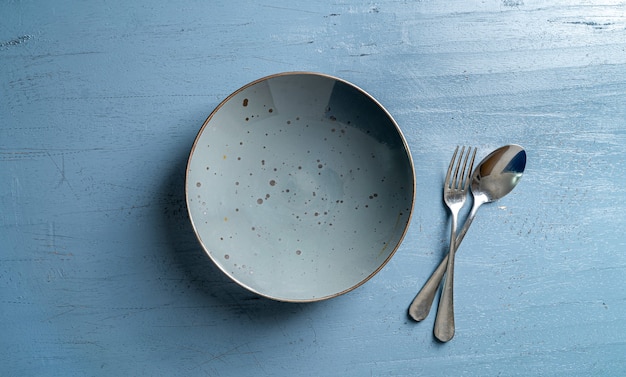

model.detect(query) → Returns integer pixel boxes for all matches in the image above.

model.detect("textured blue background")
[2,1,625,375]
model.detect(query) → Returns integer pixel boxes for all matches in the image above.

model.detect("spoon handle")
[408,201,480,322]
[408,253,448,321]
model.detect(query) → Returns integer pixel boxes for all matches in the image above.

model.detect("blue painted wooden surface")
[2,0,626,375]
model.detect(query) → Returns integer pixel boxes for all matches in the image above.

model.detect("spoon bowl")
[459,144,526,241]
[471,145,526,201]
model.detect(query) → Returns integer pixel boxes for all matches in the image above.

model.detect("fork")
[433,146,476,342]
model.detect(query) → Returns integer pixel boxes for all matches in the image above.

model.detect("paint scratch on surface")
[45,305,78,321]
[195,343,253,368]
[260,4,322,14]
[565,20,614,29]
[11,176,21,200]
[501,0,524,7]
[48,221,57,250]
[548,16,624,31]
[11,177,21,225]
[0,35,32,48]
[47,152,75,193]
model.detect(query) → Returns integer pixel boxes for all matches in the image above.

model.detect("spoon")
[409,144,527,323]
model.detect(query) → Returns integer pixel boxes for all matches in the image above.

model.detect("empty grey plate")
[186,72,415,302]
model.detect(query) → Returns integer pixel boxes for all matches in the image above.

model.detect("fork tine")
[458,146,470,188]
[452,146,465,189]
[445,146,459,189]
[462,147,477,190]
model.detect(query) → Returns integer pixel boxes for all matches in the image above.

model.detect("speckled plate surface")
[186,72,415,302]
